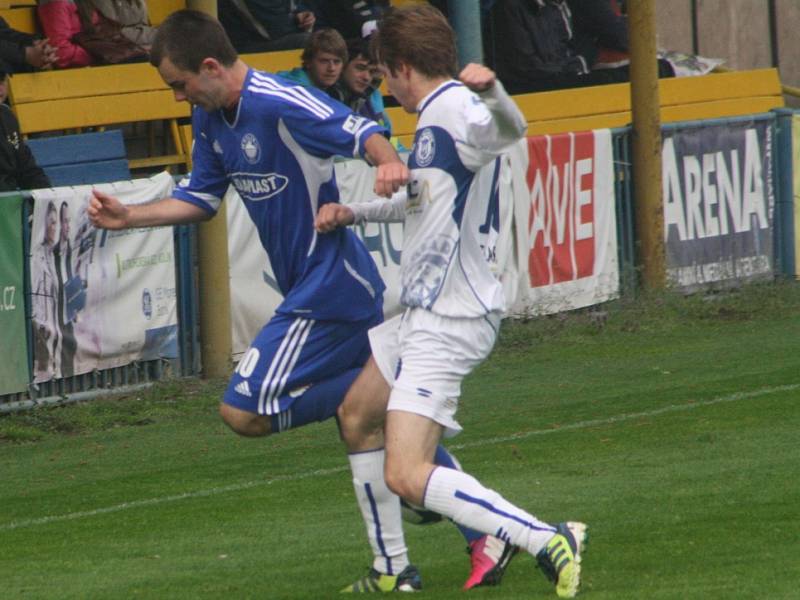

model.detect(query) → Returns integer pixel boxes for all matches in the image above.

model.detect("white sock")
[349,449,410,575]
[423,466,556,556]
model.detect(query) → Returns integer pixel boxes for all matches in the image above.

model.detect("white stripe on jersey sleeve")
[176,189,222,212]
[249,72,334,119]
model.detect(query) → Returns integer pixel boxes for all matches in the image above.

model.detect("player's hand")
[459,63,496,93]
[295,10,315,32]
[373,161,409,198]
[88,189,129,230]
[315,203,355,233]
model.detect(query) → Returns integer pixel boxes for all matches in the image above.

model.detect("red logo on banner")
[527,132,597,287]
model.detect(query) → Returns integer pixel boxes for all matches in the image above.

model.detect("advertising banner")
[516,129,619,315]
[662,120,774,288]
[30,173,177,383]
[0,194,30,394]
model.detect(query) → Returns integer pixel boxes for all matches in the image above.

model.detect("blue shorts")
[223,306,382,430]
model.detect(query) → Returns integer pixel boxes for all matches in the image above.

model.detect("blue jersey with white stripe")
[173,69,387,321]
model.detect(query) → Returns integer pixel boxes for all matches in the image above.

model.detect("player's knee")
[383,456,423,502]
[337,393,380,442]
[219,403,271,437]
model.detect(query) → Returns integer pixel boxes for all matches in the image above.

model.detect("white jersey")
[351,80,527,318]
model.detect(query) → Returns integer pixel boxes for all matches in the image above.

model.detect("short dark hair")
[301,28,347,67]
[371,5,457,78]
[150,10,238,72]
[346,37,373,64]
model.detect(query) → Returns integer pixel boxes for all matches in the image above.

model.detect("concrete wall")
[655,0,799,105]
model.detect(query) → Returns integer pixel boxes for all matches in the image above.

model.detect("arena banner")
[30,172,177,383]
[514,129,619,315]
[227,156,521,356]
[792,115,800,279]
[662,120,774,288]
[0,194,30,394]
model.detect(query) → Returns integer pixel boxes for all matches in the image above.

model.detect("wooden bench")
[0,5,37,34]
[8,61,191,172]
[27,130,130,186]
[7,50,310,173]
[385,68,785,147]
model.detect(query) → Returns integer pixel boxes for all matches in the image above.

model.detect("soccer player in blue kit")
[316,5,588,597]
[87,9,513,594]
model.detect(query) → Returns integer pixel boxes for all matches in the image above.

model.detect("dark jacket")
[305,0,387,39]
[0,105,51,192]
[0,16,37,73]
[488,0,591,92]
[218,0,311,52]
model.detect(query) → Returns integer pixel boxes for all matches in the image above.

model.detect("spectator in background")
[37,0,98,68]
[486,0,673,94]
[277,28,346,95]
[332,37,393,138]
[0,64,51,191]
[218,0,315,53]
[38,0,154,68]
[0,16,56,72]
[88,0,156,50]
[307,0,388,40]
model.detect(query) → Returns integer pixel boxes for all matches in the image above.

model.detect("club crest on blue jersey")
[241,133,261,164]
[414,128,436,167]
[230,172,289,201]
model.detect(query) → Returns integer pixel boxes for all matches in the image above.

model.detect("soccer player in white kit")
[316,5,587,597]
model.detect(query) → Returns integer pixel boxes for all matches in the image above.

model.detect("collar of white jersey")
[416,79,463,115]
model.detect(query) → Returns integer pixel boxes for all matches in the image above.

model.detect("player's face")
[307,52,343,89]
[343,56,373,95]
[159,56,224,112]
[381,64,415,113]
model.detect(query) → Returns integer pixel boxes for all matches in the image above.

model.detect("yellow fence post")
[628,0,666,289]
[188,0,232,379]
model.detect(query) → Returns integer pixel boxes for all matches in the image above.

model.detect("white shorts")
[369,308,501,437]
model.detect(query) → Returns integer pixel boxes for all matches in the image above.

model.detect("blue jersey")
[173,69,387,321]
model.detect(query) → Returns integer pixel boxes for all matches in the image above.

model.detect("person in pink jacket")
[37,0,99,68]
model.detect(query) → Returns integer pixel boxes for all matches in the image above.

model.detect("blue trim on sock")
[454,489,556,533]
[364,482,392,575]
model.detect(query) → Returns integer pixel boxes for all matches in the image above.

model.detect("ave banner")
[0,194,30,394]
[662,120,774,288]
[515,129,619,315]
[30,173,177,383]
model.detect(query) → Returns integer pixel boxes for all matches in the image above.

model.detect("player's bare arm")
[459,63,496,93]
[88,189,212,230]
[363,132,409,198]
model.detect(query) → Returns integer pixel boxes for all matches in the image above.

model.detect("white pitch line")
[2,383,796,533]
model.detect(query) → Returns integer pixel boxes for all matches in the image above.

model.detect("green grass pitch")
[1,283,799,598]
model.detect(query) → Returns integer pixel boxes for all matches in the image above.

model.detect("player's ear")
[200,57,223,76]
